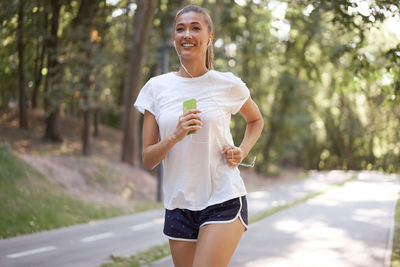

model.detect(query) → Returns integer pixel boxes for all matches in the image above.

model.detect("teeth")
[183,44,195,47]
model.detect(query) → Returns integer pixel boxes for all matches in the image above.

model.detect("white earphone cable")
[174,40,255,167]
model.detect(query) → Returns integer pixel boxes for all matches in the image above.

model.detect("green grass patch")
[89,160,124,188]
[391,187,400,266]
[101,243,170,267]
[132,201,163,213]
[0,144,27,182]
[0,146,126,238]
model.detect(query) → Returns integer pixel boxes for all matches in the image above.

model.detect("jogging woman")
[134,5,263,267]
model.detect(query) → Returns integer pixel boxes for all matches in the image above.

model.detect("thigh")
[169,239,197,267]
[193,218,245,267]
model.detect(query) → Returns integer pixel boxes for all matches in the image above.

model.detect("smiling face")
[174,11,213,62]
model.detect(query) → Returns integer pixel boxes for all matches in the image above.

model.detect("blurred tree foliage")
[0,0,399,173]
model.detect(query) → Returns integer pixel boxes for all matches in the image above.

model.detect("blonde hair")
[174,5,214,70]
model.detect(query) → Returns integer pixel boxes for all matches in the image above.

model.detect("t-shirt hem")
[164,191,247,211]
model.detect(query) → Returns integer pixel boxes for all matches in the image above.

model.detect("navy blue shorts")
[163,196,248,242]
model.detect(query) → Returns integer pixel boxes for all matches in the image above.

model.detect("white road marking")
[131,218,164,231]
[80,232,114,243]
[7,246,57,258]
[154,218,164,224]
[131,222,153,231]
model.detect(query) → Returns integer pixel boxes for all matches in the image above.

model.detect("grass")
[102,174,357,266]
[132,201,164,213]
[391,188,400,266]
[90,161,123,188]
[101,243,170,267]
[0,146,126,238]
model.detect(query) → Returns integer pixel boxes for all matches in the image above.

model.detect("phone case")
[183,98,197,135]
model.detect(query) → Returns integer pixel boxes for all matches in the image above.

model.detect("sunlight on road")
[248,171,355,216]
[239,172,400,267]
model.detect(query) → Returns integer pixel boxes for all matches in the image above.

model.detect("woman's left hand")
[221,146,244,167]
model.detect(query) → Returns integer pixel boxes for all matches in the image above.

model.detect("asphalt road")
[0,171,355,267]
[149,171,399,267]
[0,210,165,267]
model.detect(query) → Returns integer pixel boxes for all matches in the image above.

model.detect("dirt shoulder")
[19,154,157,209]
[0,108,302,211]
[1,109,158,210]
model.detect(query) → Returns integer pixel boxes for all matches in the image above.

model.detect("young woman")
[134,5,263,267]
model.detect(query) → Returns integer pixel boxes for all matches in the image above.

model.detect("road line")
[154,218,164,224]
[80,232,114,243]
[131,222,153,231]
[131,218,164,231]
[7,246,57,258]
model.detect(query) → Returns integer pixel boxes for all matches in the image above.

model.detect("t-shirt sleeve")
[227,73,250,114]
[134,79,156,116]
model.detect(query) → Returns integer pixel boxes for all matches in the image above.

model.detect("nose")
[184,28,192,39]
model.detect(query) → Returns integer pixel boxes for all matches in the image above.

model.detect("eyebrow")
[176,22,201,27]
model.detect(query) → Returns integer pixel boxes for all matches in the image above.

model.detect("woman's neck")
[177,59,208,78]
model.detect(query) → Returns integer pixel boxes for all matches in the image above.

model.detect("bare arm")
[142,109,203,170]
[222,97,264,166]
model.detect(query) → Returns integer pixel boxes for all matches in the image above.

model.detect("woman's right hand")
[170,110,202,143]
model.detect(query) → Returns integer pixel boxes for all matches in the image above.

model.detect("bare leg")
[192,218,245,267]
[169,239,197,267]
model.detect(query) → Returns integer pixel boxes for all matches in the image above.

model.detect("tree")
[68,0,100,155]
[43,0,62,142]
[31,1,48,109]
[2,0,399,173]
[121,0,157,166]
[17,0,28,128]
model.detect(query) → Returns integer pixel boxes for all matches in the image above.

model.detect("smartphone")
[183,98,197,135]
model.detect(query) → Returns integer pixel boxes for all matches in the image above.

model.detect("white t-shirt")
[134,70,250,210]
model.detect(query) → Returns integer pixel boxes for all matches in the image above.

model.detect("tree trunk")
[262,72,293,165]
[337,129,356,169]
[119,0,133,128]
[262,22,316,167]
[338,92,356,169]
[17,0,28,129]
[32,6,48,109]
[43,0,62,142]
[70,0,99,155]
[43,63,49,112]
[83,105,91,155]
[121,0,157,166]
[93,108,100,137]
[45,106,62,141]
